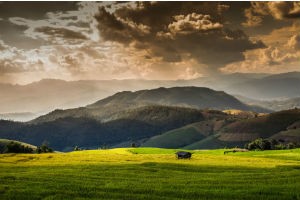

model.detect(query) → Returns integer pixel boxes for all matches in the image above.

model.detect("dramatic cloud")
[165,13,223,35]
[0,2,299,84]
[243,2,300,27]
[95,2,264,72]
[221,25,300,74]
[221,47,300,74]
[95,7,151,44]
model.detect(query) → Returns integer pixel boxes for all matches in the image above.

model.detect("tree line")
[245,138,300,151]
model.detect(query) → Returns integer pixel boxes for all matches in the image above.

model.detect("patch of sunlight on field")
[0,148,299,168]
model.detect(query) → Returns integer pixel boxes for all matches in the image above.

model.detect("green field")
[1,148,300,200]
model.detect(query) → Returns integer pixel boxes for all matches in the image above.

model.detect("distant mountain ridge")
[0,112,38,122]
[89,87,253,110]
[31,86,269,124]
[236,95,300,111]
[1,71,300,120]
[226,72,300,100]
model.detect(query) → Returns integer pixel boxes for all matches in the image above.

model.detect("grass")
[183,134,226,149]
[142,125,205,149]
[0,148,300,200]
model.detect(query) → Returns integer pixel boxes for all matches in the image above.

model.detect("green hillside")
[142,117,227,149]
[2,108,300,151]
[142,123,206,148]
[141,109,300,149]
[0,106,205,151]
[183,134,226,149]
[1,88,299,151]
[1,86,269,151]
[219,109,300,139]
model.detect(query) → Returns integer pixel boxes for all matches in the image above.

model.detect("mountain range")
[0,86,299,151]
[1,72,300,121]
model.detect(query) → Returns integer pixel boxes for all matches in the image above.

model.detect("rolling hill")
[1,86,299,151]
[31,86,269,124]
[0,106,206,151]
[142,114,229,149]
[142,109,300,149]
[220,109,300,138]
[89,87,263,111]
[1,107,300,151]
[5,86,247,151]
[188,109,300,149]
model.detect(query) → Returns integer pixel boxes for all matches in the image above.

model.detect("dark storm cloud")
[95,7,151,44]
[95,2,265,70]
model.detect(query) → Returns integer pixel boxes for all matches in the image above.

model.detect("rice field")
[0,148,300,200]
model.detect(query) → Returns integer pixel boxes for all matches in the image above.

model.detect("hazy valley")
[0,84,299,152]
[1,71,300,122]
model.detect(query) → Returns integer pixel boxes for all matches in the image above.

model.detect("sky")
[0,1,299,84]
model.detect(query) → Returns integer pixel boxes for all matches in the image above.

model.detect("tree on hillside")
[73,146,82,151]
[36,141,53,153]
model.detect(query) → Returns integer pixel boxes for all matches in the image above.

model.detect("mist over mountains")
[0,72,299,150]
[0,72,300,121]
[0,86,299,151]
[31,86,268,125]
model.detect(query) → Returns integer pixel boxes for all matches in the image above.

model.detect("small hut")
[175,151,192,159]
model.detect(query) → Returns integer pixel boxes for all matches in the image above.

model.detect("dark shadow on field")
[139,162,274,172]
